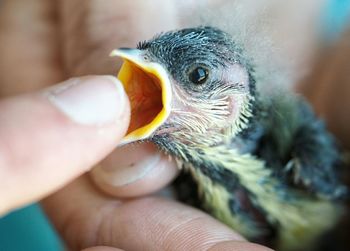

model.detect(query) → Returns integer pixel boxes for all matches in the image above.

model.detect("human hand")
[0,75,130,215]
[298,28,350,149]
[0,1,272,250]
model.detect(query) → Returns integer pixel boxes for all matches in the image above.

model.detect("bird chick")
[110,26,348,251]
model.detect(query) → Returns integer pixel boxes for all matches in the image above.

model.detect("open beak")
[110,48,172,145]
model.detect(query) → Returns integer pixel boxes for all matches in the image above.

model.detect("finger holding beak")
[90,48,178,198]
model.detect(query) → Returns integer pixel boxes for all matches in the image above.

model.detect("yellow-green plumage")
[181,145,342,251]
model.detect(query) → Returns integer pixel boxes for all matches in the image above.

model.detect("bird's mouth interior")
[111,49,172,144]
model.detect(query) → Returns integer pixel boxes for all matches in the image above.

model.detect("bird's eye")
[188,66,209,85]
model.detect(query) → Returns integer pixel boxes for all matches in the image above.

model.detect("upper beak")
[110,48,172,145]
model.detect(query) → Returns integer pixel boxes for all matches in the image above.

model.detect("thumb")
[0,75,130,215]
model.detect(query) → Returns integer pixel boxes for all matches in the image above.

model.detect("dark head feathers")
[137,26,249,68]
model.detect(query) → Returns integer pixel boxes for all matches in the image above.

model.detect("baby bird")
[111,26,348,251]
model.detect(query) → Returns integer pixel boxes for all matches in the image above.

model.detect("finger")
[208,241,273,251]
[82,247,124,251]
[90,143,179,198]
[0,75,129,215]
[59,0,179,75]
[0,0,62,96]
[43,177,271,251]
[59,0,181,198]
[107,198,269,251]
[298,28,350,148]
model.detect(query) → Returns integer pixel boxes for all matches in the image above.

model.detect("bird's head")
[111,27,256,150]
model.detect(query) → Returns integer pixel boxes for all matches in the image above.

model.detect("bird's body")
[113,26,348,251]
[167,94,346,251]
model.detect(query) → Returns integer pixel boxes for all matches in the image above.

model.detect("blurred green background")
[0,204,64,251]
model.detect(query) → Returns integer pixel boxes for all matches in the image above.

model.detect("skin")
[0,0,347,250]
[297,28,350,148]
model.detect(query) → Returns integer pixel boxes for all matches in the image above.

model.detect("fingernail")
[47,75,127,126]
[92,144,161,187]
[99,154,160,187]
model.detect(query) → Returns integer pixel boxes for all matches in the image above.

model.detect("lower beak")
[110,48,172,144]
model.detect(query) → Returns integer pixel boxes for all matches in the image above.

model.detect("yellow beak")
[110,48,172,144]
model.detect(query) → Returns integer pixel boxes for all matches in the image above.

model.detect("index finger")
[43,177,272,251]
